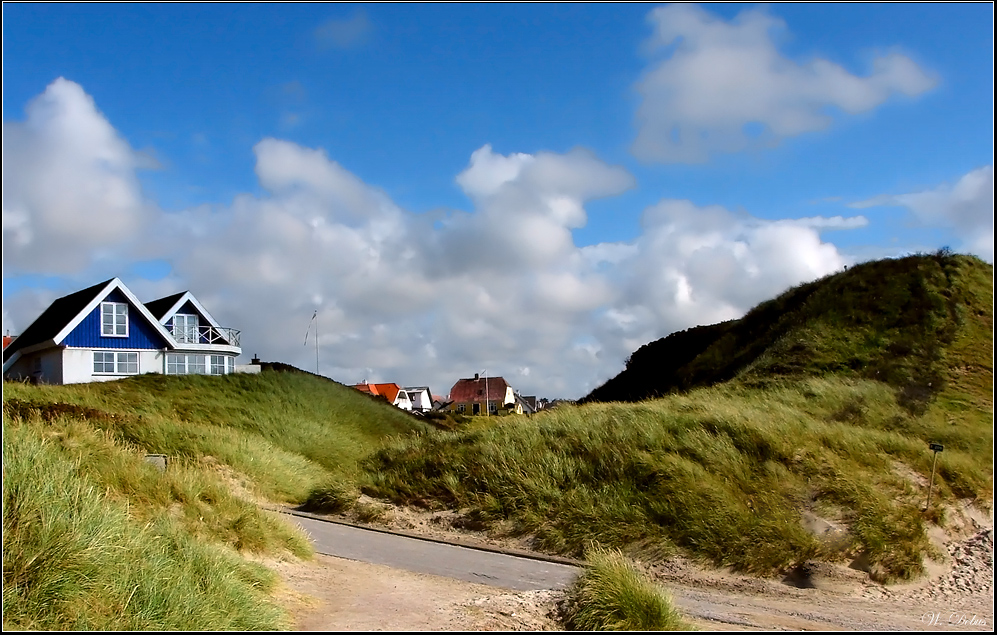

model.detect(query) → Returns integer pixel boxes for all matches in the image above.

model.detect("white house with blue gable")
[3,278,243,384]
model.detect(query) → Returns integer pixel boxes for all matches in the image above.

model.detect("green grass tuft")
[562,546,693,631]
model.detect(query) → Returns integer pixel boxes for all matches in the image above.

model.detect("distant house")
[445,373,524,415]
[352,382,401,404]
[3,278,243,385]
[514,393,537,415]
[396,386,433,413]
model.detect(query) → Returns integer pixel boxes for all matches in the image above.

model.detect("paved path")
[283,511,581,591]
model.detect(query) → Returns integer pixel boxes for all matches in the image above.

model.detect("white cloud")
[632,4,937,163]
[3,81,861,399]
[2,78,154,274]
[849,166,994,261]
[595,199,850,354]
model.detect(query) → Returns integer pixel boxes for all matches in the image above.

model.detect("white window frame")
[166,353,229,375]
[173,313,199,344]
[167,353,185,375]
[209,355,226,375]
[101,302,129,337]
[93,351,139,375]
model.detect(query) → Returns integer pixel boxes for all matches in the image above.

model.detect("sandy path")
[267,554,563,631]
[262,500,993,631]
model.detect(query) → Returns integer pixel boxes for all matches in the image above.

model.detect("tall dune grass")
[3,370,428,629]
[562,546,693,631]
[360,376,991,581]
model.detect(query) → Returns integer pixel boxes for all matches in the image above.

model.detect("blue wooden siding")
[62,289,171,350]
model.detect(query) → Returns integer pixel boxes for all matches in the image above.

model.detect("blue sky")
[3,4,993,398]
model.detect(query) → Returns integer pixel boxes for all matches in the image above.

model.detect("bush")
[300,481,358,513]
[561,546,693,631]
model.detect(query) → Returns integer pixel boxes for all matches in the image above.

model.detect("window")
[93,351,138,374]
[174,314,198,343]
[101,302,128,337]
[189,355,206,374]
[488,401,497,414]
[457,404,465,413]
[166,354,230,375]
[167,354,185,374]
[94,351,115,373]
[118,353,138,374]
[210,355,226,375]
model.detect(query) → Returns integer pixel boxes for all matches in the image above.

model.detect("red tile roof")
[352,382,401,403]
[2,335,15,350]
[448,376,510,404]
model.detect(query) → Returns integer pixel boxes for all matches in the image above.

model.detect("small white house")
[3,278,243,385]
[394,386,433,413]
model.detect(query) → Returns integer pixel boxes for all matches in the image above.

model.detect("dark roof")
[144,292,187,320]
[448,376,511,403]
[3,279,113,362]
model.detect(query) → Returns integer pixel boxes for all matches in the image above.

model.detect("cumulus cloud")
[3,81,859,398]
[2,78,155,274]
[632,4,937,163]
[595,199,853,354]
[849,166,994,261]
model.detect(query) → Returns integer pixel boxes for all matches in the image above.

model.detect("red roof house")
[446,373,522,415]
[352,382,401,403]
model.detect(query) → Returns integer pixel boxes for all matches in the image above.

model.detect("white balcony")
[171,324,241,347]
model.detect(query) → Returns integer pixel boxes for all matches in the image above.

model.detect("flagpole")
[304,310,319,376]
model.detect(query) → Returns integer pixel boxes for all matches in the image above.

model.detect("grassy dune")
[2,371,427,630]
[359,254,993,582]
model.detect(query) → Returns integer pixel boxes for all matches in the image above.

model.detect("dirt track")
[265,498,994,631]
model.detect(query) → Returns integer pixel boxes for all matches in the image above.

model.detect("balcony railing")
[171,325,241,347]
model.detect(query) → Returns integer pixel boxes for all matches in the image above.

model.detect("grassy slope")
[583,253,992,413]
[359,254,993,581]
[3,370,427,630]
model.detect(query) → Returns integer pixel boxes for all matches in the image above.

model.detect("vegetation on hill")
[358,253,993,582]
[3,370,428,630]
[582,251,992,414]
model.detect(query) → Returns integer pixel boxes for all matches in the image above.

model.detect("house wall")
[62,290,170,350]
[394,394,413,411]
[63,348,165,384]
[411,390,431,411]
[5,348,64,384]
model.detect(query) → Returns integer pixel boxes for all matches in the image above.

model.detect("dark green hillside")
[582,252,994,414]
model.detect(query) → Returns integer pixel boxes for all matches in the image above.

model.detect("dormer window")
[101,302,128,337]
[173,314,199,343]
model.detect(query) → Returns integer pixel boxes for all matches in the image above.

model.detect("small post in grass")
[925,442,943,511]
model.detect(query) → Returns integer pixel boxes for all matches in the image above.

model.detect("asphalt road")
[284,512,581,591]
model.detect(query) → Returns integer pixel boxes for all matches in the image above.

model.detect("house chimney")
[251,354,260,365]
[474,373,479,381]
